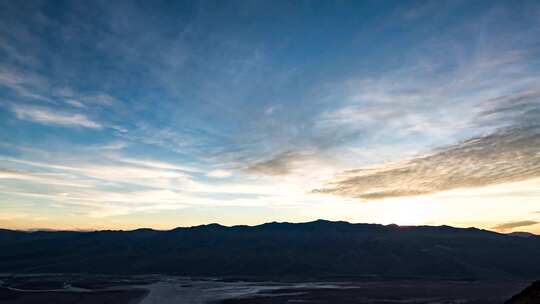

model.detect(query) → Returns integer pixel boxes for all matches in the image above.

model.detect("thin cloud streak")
[492,220,539,231]
[0,168,93,188]
[1,156,194,189]
[11,104,102,129]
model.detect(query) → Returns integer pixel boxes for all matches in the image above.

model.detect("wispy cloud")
[314,88,540,200]
[11,105,102,129]
[0,154,198,217]
[0,168,93,188]
[64,99,85,108]
[3,156,194,189]
[314,125,540,200]
[492,220,539,231]
[245,151,314,176]
[55,87,119,107]
[313,49,538,151]
[0,68,51,101]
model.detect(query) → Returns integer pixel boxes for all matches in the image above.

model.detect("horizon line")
[2,219,535,236]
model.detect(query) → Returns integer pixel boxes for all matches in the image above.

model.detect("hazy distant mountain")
[1,220,539,280]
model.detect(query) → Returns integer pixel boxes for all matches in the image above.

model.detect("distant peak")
[192,223,225,229]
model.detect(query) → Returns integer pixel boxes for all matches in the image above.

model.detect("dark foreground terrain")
[0,274,153,304]
[0,274,533,304]
[505,280,540,304]
[1,220,540,280]
[0,287,148,304]
[219,280,529,304]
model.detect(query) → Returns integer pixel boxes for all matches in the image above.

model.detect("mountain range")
[1,220,539,280]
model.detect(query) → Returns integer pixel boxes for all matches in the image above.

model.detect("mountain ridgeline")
[1,220,539,280]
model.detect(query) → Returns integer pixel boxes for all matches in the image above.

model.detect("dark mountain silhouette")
[1,220,539,280]
[506,280,540,304]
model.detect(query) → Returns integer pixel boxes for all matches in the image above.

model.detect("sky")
[1,0,540,233]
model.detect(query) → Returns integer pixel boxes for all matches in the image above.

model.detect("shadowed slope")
[506,281,540,304]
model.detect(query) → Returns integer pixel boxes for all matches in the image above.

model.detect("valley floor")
[0,274,531,304]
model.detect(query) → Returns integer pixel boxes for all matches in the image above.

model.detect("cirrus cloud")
[11,104,102,129]
[492,220,539,231]
[314,91,540,200]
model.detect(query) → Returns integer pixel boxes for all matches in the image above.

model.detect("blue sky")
[1,0,540,232]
